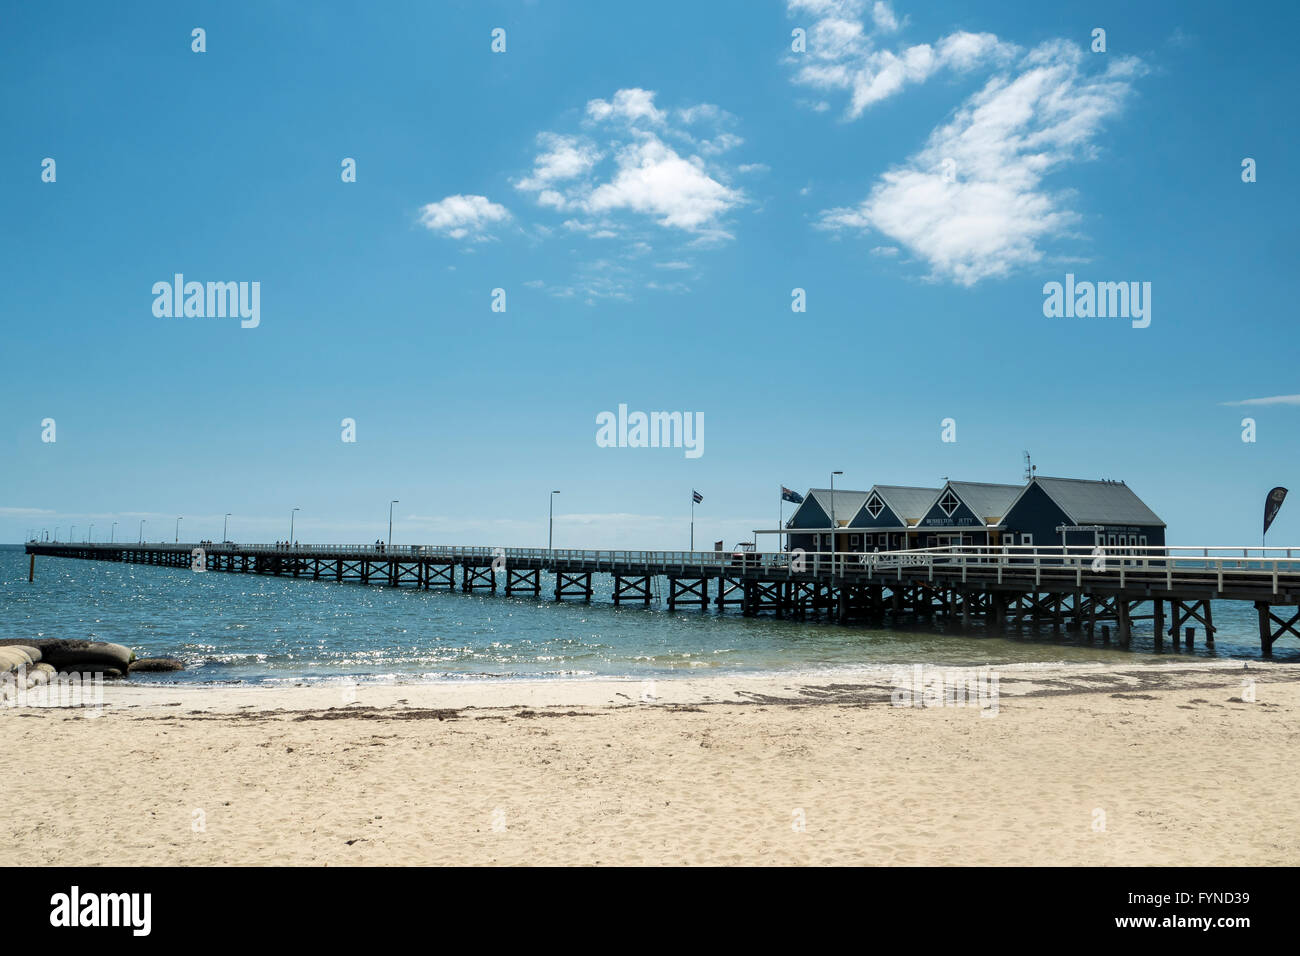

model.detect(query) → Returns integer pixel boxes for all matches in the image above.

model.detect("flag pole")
[779,487,783,554]
[690,496,695,552]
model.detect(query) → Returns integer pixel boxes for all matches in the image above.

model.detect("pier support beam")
[461,564,496,593]
[667,576,708,611]
[425,562,454,590]
[1117,599,1131,646]
[555,571,593,602]
[715,575,744,609]
[1256,602,1300,658]
[612,574,651,606]
[506,567,541,597]
[1167,599,1216,648]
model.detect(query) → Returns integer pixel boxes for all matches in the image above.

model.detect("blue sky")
[2,0,1298,549]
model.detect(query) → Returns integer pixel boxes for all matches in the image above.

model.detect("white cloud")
[586,88,665,125]
[788,1,1015,118]
[418,194,511,240]
[1220,395,1300,407]
[819,43,1143,284]
[515,133,601,191]
[584,138,739,231]
[516,88,745,237]
[871,1,901,33]
[788,3,1145,286]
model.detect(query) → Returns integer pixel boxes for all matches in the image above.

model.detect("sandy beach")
[2,660,1298,866]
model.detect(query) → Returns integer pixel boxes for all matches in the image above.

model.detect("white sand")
[2,660,1297,865]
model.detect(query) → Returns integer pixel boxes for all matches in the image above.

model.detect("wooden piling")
[1257,601,1273,658]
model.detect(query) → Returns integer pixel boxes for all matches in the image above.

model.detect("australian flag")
[781,486,805,504]
[692,490,703,504]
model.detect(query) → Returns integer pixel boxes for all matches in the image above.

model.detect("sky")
[2,0,1298,550]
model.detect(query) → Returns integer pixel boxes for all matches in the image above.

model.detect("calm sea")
[0,545,1290,685]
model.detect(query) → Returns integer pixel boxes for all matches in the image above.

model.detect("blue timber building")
[776,476,1164,553]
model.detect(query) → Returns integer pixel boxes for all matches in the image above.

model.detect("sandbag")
[0,646,35,673]
[35,640,133,672]
[128,657,185,673]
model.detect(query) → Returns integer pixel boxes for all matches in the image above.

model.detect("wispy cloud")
[1220,394,1300,407]
[789,2,1145,285]
[787,0,1014,118]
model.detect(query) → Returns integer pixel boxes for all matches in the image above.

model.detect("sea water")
[0,545,1289,686]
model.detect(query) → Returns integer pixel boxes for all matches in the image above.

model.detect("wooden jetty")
[24,541,1300,657]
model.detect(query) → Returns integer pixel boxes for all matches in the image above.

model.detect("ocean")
[1,544,1290,685]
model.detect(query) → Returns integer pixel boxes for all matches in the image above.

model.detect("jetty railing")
[42,540,1300,581]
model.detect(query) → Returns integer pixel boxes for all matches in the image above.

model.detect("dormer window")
[865,493,884,519]
[939,490,961,517]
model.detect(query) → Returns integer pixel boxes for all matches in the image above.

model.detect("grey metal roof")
[871,485,941,522]
[806,488,872,527]
[945,481,1023,523]
[1032,477,1165,527]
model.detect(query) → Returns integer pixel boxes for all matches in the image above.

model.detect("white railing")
[34,541,1300,589]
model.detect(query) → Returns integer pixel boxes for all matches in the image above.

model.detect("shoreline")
[50,657,1291,713]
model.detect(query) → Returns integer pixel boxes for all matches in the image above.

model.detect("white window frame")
[865,494,885,519]
[938,490,961,517]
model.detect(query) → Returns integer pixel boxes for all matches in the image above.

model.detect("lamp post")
[139,519,146,543]
[88,523,94,543]
[388,500,398,546]
[223,513,231,543]
[290,507,300,545]
[70,525,76,543]
[175,516,182,543]
[548,490,560,568]
[830,470,843,573]
[111,522,117,543]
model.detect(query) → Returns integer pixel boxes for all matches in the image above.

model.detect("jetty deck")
[24,541,1300,656]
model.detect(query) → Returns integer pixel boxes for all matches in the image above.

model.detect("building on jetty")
[775,476,1165,554]
[785,486,938,553]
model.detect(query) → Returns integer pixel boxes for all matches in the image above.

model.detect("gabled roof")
[869,485,940,523]
[928,481,1023,524]
[1024,476,1166,528]
[796,488,871,527]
